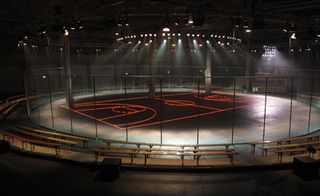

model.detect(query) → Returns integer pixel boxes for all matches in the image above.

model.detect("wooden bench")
[16,125,90,148]
[96,145,236,159]
[249,133,320,154]
[248,141,275,154]
[94,149,239,166]
[274,148,306,163]
[260,141,320,156]
[102,139,232,150]
[10,128,78,150]
[0,130,63,155]
[273,133,320,144]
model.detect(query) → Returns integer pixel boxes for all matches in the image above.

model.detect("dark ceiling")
[1,0,320,46]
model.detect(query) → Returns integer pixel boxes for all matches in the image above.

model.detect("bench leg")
[197,155,200,166]
[130,154,133,164]
[251,144,256,154]
[278,153,283,163]
[71,144,75,151]
[144,155,147,165]
[56,147,60,155]
[230,155,234,165]
[30,143,35,151]
[181,155,184,166]
[95,152,98,162]
[83,141,86,149]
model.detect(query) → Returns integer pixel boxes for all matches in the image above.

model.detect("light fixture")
[64,29,69,36]
[245,29,252,33]
[174,17,180,26]
[188,16,194,24]
[243,19,249,29]
[290,32,296,40]
[163,27,170,32]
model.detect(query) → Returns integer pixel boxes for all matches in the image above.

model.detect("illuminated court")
[33,88,320,145]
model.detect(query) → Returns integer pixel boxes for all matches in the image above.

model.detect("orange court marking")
[61,92,262,130]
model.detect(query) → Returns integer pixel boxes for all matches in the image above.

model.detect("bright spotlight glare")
[64,29,69,36]
[245,29,252,33]
[178,39,181,43]
[163,27,170,32]
[290,33,296,40]
[164,39,167,43]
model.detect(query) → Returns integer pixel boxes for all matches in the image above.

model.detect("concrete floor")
[1,152,320,196]
[30,90,320,144]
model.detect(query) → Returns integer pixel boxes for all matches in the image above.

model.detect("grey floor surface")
[1,152,320,196]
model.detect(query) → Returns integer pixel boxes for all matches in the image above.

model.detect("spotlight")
[171,44,176,47]
[138,40,141,44]
[149,34,152,37]
[235,17,241,28]
[145,43,149,46]
[164,39,167,43]
[206,40,209,44]
[187,33,190,37]
[210,34,213,37]
[243,19,249,29]
[245,29,252,33]
[115,33,119,36]
[193,39,196,43]
[197,34,200,37]
[37,27,47,35]
[177,33,181,36]
[174,17,180,26]
[64,29,69,36]
[162,33,166,37]
[145,34,148,37]
[172,33,175,37]
[167,33,170,36]
[163,27,170,32]
[117,18,122,27]
[188,16,194,24]
[290,32,296,40]
[178,38,181,43]
[123,17,129,26]
[192,34,195,37]
[199,44,203,47]
[154,34,157,37]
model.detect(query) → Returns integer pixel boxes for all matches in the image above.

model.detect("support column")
[64,35,73,108]
[245,34,252,91]
[205,47,212,94]
[148,42,155,98]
